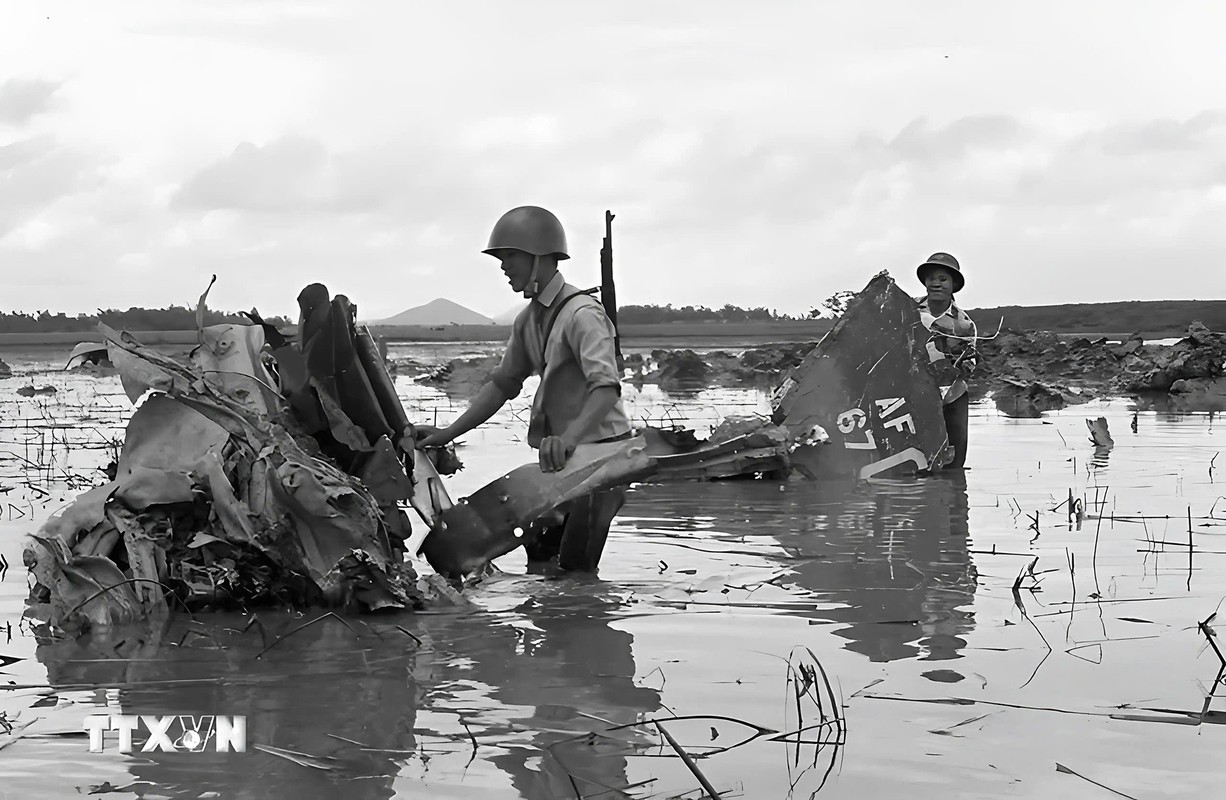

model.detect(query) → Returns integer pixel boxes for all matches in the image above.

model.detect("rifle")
[599,209,623,365]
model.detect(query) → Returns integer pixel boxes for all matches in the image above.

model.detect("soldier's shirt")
[491,271,630,448]
[917,297,978,404]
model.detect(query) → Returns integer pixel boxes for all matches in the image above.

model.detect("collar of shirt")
[917,295,951,313]
[533,271,566,308]
[917,296,959,319]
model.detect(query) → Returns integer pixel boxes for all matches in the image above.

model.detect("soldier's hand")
[538,435,576,473]
[416,426,452,450]
[400,424,449,451]
[953,349,978,377]
[931,356,960,384]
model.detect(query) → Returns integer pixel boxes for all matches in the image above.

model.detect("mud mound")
[1121,321,1226,392]
[738,343,814,373]
[975,322,1226,405]
[419,355,502,397]
[630,344,816,392]
[656,349,709,384]
[412,323,1226,410]
[630,349,739,392]
[992,379,1079,418]
[386,356,426,375]
[974,330,1134,395]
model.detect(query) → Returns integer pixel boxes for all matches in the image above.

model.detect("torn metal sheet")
[64,342,111,371]
[356,325,411,439]
[418,425,794,578]
[118,393,229,475]
[24,534,143,630]
[294,287,397,459]
[421,438,656,578]
[35,482,119,545]
[639,415,792,480]
[190,323,282,417]
[771,272,950,479]
[406,450,452,537]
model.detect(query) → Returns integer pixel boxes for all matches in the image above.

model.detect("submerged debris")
[16,385,57,397]
[65,342,112,371]
[1087,417,1114,448]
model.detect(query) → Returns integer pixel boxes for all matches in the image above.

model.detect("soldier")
[417,206,631,571]
[916,252,978,469]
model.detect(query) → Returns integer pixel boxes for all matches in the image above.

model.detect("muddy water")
[1,346,1224,798]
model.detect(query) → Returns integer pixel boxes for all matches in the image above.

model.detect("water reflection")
[626,474,977,664]
[417,588,660,798]
[786,475,976,662]
[36,614,420,799]
[1132,393,1226,415]
[31,586,658,799]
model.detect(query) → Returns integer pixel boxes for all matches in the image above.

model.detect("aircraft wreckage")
[24,272,953,626]
[641,271,953,482]
[420,272,955,576]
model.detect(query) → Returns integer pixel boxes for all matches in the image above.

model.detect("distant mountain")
[492,302,528,325]
[366,298,495,326]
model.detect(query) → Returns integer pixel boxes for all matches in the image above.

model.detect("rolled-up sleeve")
[565,304,622,394]
[490,321,532,398]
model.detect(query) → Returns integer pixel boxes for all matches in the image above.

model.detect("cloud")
[0,78,60,125]
[0,135,100,237]
[563,110,1226,311]
[883,115,1031,164]
[173,136,365,213]
[1090,110,1226,156]
[5,3,1226,319]
[129,106,1226,319]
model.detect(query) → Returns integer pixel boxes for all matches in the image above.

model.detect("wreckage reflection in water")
[423,590,661,797]
[622,474,976,664]
[35,614,422,799]
[801,475,974,662]
[29,590,659,798]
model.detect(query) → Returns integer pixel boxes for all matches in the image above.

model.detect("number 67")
[837,407,877,450]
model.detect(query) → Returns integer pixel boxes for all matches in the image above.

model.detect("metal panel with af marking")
[771,272,950,479]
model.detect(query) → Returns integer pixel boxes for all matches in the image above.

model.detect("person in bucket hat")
[916,252,978,469]
[415,206,631,572]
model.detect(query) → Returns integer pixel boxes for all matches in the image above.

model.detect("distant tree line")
[6,298,1222,337]
[804,293,1226,336]
[617,303,797,324]
[966,300,1226,337]
[0,306,293,334]
[618,294,852,323]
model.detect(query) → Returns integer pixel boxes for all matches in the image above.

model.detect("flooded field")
[1,344,1224,799]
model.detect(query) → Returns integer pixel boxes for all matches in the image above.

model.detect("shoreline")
[5,324,1222,415]
[0,324,1184,351]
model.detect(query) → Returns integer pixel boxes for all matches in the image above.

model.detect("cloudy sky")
[3,1,1225,320]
